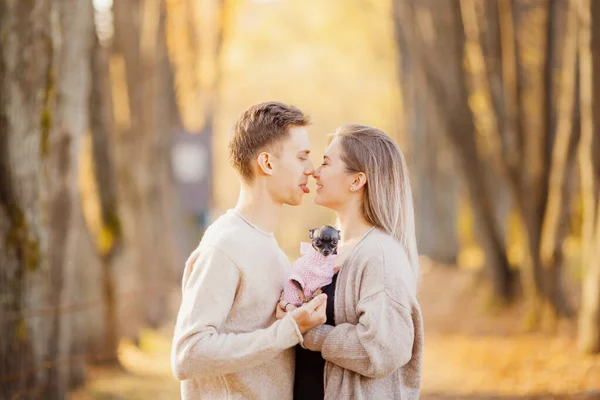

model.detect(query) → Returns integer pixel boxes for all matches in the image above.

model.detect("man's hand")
[290,294,327,334]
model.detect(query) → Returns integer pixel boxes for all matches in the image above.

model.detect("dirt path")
[418,264,600,399]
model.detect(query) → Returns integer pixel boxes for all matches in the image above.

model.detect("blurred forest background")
[2,0,600,399]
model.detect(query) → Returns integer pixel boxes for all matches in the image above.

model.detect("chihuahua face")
[308,225,340,257]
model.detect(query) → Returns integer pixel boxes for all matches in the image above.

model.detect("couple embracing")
[171,102,423,400]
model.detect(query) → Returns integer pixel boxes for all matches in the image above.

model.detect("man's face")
[268,126,314,206]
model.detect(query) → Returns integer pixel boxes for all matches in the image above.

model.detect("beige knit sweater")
[171,210,303,399]
[302,228,423,400]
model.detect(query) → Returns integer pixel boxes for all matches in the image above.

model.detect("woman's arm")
[303,290,416,379]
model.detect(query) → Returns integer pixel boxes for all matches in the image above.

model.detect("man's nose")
[304,160,315,175]
[312,166,321,178]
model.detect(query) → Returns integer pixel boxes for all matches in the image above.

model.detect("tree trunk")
[459,0,574,321]
[577,0,600,354]
[512,0,553,327]
[398,5,459,265]
[88,29,122,366]
[538,0,579,323]
[147,0,181,326]
[579,217,600,353]
[392,0,516,301]
[48,0,96,393]
[412,116,460,265]
[112,0,155,333]
[462,0,576,323]
[393,0,581,325]
[0,0,94,397]
[112,0,179,331]
[0,1,53,396]
[460,0,513,271]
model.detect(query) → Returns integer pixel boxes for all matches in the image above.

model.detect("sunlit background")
[2,0,600,399]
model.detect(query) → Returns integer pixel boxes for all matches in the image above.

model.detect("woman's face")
[313,137,357,210]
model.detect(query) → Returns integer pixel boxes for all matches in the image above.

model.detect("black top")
[293,272,338,400]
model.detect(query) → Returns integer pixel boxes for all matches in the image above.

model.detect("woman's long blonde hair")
[333,124,420,281]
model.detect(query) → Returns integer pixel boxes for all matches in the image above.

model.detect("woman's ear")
[351,172,367,191]
[256,152,274,176]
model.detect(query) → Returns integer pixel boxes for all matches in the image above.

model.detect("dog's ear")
[308,228,317,239]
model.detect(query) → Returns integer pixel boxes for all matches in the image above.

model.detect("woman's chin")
[313,193,323,205]
[313,193,329,207]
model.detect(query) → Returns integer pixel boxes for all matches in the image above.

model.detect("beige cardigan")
[302,228,423,400]
[171,210,303,399]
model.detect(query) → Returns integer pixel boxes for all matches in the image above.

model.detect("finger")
[280,300,297,312]
[313,302,326,320]
[302,293,327,312]
[315,299,327,321]
[287,304,298,312]
[275,309,285,319]
[315,298,327,312]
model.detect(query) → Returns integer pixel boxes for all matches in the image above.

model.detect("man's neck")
[234,184,282,235]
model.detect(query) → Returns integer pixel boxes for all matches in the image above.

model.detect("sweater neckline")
[337,226,377,269]
[229,209,274,238]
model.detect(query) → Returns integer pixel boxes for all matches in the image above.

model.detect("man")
[171,102,327,399]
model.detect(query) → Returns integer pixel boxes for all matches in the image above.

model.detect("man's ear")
[256,152,274,176]
[308,228,317,239]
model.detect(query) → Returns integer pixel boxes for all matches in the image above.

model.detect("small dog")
[309,225,340,257]
[283,225,340,307]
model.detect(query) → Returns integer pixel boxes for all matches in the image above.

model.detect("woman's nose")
[313,166,321,178]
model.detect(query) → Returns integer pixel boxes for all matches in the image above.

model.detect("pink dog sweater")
[283,242,337,306]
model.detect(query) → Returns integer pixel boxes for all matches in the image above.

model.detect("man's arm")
[170,246,303,381]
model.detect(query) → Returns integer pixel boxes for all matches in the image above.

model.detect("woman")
[280,124,423,400]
